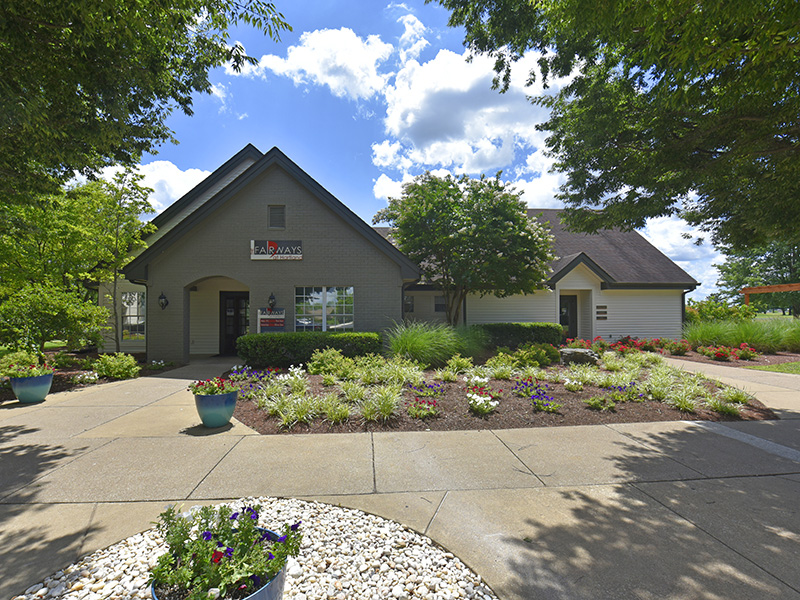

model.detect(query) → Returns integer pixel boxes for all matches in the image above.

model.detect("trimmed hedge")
[236,331,382,368]
[474,322,563,349]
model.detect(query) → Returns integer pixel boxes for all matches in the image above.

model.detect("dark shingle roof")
[373,210,698,290]
[532,209,698,289]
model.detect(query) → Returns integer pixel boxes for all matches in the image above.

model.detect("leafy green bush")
[0,283,107,354]
[237,332,382,369]
[476,322,563,349]
[93,352,140,379]
[685,298,757,324]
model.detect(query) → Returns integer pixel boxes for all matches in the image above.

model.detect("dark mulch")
[233,371,778,436]
[668,350,800,368]
[0,350,180,404]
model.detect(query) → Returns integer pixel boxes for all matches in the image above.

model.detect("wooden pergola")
[741,283,800,305]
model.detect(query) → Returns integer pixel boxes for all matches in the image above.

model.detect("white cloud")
[641,215,722,299]
[372,173,406,202]
[397,14,428,62]
[137,161,211,214]
[378,49,561,176]
[238,28,394,101]
[209,83,228,113]
[74,162,211,215]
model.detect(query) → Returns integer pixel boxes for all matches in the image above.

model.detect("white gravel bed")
[11,497,498,600]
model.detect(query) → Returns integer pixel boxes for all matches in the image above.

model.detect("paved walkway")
[1,357,799,600]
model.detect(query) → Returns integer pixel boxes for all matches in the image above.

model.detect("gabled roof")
[533,209,698,290]
[125,146,420,282]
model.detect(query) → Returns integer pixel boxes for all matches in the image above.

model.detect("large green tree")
[437,0,800,248]
[715,243,800,317]
[374,172,554,325]
[0,0,289,202]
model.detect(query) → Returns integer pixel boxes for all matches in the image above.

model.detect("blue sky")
[131,0,721,298]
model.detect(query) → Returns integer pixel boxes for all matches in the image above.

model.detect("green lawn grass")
[746,362,800,375]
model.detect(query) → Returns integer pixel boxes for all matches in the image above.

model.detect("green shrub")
[50,351,79,368]
[93,352,140,379]
[0,283,108,354]
[685,298,757,324]
[236,332,382,368]
[475,322,563,349]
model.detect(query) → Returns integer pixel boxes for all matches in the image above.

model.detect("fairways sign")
[250,240,303,260]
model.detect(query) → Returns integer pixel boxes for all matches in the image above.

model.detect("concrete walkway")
[2,357,799,600]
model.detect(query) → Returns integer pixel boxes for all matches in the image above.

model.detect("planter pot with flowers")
[189,377,238,428]
[150,504,302,600]
[4,363,56,403]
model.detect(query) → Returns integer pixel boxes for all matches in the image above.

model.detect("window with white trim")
[434,296,446,313]
[295,286,354,331]
[121,291,145,340]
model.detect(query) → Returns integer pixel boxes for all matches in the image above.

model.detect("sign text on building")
[251,240,303,260]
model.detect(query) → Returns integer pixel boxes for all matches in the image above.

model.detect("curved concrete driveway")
[1,357,799,600]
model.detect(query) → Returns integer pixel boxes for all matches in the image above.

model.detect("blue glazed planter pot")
[10,373,54,403]
[151,528,286,600]
[194,390,237,428]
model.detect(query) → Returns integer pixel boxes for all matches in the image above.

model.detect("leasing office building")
[104,145,697,363]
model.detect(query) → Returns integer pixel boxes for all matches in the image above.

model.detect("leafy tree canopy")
[374,172,554,325]
[715,242,800,317]
[0,177,154,297]
[437,0,800,248]
[0,0,290,202]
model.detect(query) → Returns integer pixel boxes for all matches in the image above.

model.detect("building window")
[121,291,145,340]
[295,286,354,331]
[434,296,446,312]
[268,205,286,228]
[404,295,414,314]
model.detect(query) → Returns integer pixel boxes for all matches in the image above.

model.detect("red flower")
[212,550,224,563]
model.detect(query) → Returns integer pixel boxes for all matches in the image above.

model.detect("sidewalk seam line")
[370,432,377,494]
[77,502,100,559]
[185,436,246,500]
[632,481,800,596]
[490,430,546,486]
[605,424,708,478]
[424,490,448,537]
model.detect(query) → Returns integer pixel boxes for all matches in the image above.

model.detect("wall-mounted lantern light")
[158,292,169,310]
[268,292,277,310]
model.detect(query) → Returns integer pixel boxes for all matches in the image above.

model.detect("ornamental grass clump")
[150,504,301,600]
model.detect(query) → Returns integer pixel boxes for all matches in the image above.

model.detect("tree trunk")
[793,303,800,319]
[111,272,121,352]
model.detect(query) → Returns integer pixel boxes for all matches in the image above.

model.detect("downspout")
[462,294,467,326]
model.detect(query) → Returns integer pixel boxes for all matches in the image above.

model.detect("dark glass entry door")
[219,292,249,355]
[559,295,578,339]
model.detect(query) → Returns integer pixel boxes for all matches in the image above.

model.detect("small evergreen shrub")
[237,332,381,368]
[93,352,140,379]
[476,322,563,349]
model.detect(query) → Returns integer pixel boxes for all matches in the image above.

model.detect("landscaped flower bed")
[230,348,777,436]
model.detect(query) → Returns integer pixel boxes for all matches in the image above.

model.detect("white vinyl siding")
[189,277,248,354]
[465,290,556,325]
[594,289,685,340]
[404,291,448,323]
[99,281,147,354]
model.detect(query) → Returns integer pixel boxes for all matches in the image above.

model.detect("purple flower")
[267,552,274,560]
[201,531,213,541]
[277,535,287,543]
[224,547,234,558]
[230,512,239,520]
[291,521,301,531]
[250,575,261,588]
